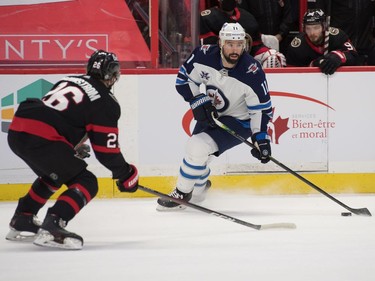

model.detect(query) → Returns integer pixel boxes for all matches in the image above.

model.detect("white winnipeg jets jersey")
[176,44,272,134]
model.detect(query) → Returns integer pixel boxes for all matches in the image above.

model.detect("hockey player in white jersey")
[157,22,273,210]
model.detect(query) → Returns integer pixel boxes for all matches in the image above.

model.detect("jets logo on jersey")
[200,45,211,54]
[206,85,229,112]
[200,71,210,81]
[246,63,259,74]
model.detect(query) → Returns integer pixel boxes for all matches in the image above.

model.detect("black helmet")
[219,0,237,12]
[87,50,120,81]
[303,9,326,26]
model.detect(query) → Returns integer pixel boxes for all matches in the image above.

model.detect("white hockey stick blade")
[259,223,297,230]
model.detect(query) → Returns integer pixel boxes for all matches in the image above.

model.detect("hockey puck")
[341,212,352,216]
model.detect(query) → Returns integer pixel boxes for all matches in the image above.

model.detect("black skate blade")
[156,204,187,212]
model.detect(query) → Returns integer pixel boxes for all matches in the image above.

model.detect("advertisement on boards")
[137,73,331,175]
[1,71,374,184]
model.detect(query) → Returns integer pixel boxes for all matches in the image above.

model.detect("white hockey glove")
[261,34,279,51]
[254,49,286,68]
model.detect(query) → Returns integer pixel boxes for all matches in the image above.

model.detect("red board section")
[0,0,151,67]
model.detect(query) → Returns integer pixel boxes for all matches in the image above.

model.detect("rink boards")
[0,67,374,199]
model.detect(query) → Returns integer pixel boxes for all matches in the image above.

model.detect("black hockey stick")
[138,185,296,230]
[213,118,372,217]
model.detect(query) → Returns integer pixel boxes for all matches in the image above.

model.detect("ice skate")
[5,212,41,242]
[156,188,192,211]
[33,214,83,250]
[191,180,211,203]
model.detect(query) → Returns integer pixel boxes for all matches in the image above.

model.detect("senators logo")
[329,27,339,36]
[291,37,301,48]
[200,10,211,17]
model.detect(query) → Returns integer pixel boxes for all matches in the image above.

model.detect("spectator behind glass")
[238,0,294,55]
[200,0,286,68]
[286,9,360,75]
[308,0,375,65]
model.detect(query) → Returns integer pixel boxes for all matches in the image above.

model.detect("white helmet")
[219,22,246,46]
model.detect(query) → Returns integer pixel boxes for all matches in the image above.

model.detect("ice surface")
[1,190,374,281]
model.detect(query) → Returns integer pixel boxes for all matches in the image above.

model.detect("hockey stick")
[324,0,332,56]
[138,185,296,230]
[213,117,372,217]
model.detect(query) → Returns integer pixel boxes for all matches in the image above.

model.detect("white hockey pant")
[176,133,218,195]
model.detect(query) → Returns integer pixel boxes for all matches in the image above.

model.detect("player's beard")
[308,33,324,46]
[223,52,240,65]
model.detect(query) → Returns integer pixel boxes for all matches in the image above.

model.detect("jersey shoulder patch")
[329,27,339,36]
[201,9,211,16]
[199,44,212,54]
[291,37,301,48]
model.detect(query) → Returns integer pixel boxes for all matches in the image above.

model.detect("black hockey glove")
[318,53,342,75]
[74,144,91,159]
[251,132,271,164]
[311,56,324,67]
[116,164,139,193]
[189,94,218,127]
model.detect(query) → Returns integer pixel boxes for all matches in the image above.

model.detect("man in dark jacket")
[308,0,375,65]
[200,0,286,67]
[286,9,360,74]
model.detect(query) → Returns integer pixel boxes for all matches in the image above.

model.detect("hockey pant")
[8,131,98,222]
[177,116,252,195]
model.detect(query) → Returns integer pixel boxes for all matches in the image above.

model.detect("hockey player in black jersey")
[6,50,139,250]
[200,0,286,68]
[157,22,273,210]
[286,9,359,74]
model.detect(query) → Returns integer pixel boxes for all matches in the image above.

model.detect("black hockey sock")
[47,169,98,222]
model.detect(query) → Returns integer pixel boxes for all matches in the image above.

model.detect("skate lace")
[170,190,184,199]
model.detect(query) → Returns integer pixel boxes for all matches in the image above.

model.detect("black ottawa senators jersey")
[9,75,129,179]
[286,27,359,66]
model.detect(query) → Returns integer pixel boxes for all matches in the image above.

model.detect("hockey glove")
[251,132,271,164]
[116,164,139,193]
[254,49,286,68]
[189,94,218,127]
[318,52,343,75]
[74,144,91,159]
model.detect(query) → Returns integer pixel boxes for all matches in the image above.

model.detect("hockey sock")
[48,170,98,222]
[16,177,59,215]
